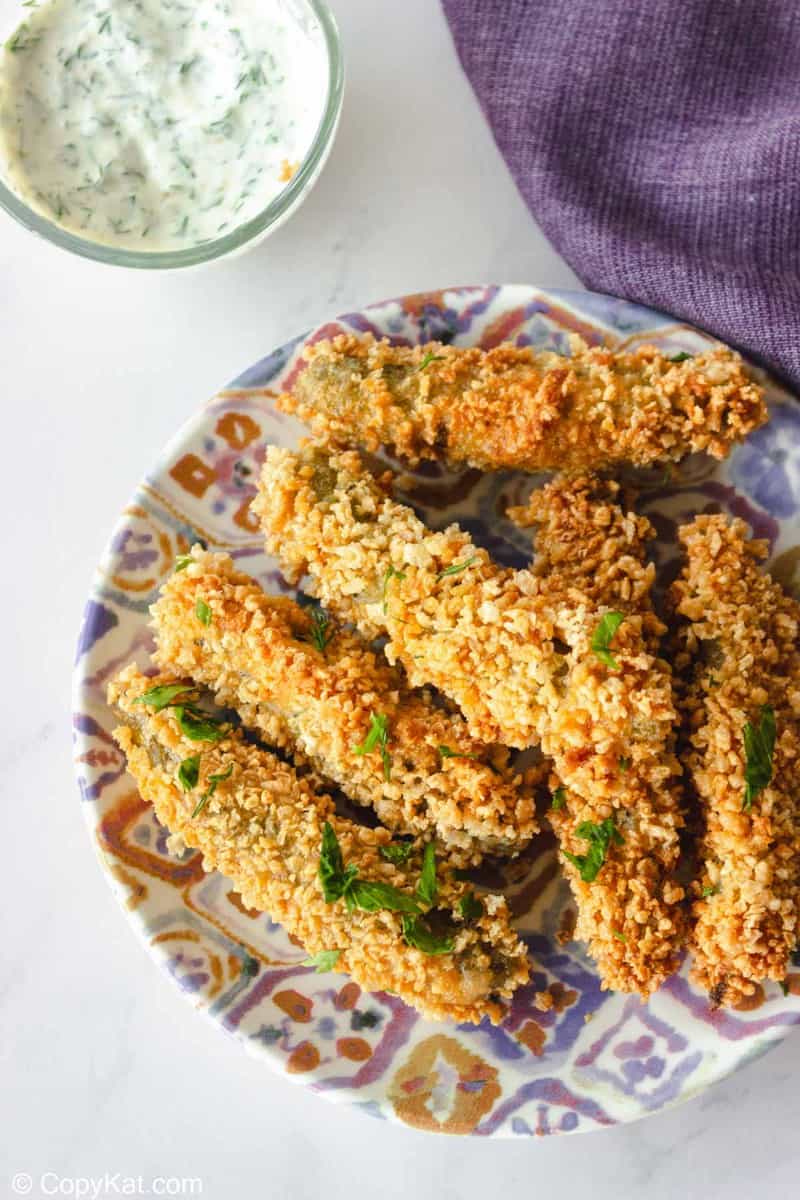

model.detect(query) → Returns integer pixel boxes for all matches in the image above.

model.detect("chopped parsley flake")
[302,949,341,973]
[354,712,392,781]
[437,555,478,578]
[742,705,776,812]
[177,754,201,792]
[562,818,624,883]
[133,683,192,711]
[591,611,625,670]
[551,786,567,810]
[191,762,233,818]
[417,350,445,372]
[195,597,212,626]
[307,606,334,654]
[379,841,414,866]
[381,565,406,614]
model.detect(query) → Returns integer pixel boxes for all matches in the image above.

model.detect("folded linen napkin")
[442,0,800,386]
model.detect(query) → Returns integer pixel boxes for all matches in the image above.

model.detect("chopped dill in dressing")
[0,0,328,250]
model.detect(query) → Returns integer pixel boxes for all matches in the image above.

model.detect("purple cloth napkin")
[442,0,800,387]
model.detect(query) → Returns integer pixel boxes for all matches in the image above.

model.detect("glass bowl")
[0,0,344,269]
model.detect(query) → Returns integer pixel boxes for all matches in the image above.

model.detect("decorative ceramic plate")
[73,286,800,1137]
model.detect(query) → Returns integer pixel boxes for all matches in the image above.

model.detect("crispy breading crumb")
[150,547,536,863]
[279,333,767,471]
[519,474,687,996]
[256,452,687,995]
[671,515,800,1004]
[108,664,530,1024]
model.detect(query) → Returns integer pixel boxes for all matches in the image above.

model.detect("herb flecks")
[669,351,693,364]
[437,555,478,579]
[562,818,624,883]
[302,949,341,973]
[178,754,201,792]
[459,891,484,922]
[591,611,625,670]
[133,682,192,711]
[318,822,417,912]
[307,606,334,654]
[318,824,453,954]
[174,553,194,572]
[401,915,454,955]
[173,705,225,743]
[417,350,445,372]
[381,564,406,614]
[191,762,233,818]
[354,712,392,781]
[742,705,776,812]
[195,597,212,626]
[551,786,567,811]
[416,843,438,907]
[379,842,414,866]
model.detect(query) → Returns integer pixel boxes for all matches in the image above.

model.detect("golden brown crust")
[256,451,687,994]
[280,333,767,471]
[108,664,530,1024]
[150,547,536,863]
[514,474,687,995]
[671,515,800,1003]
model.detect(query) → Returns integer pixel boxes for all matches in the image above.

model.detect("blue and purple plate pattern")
[72,286,800,1137]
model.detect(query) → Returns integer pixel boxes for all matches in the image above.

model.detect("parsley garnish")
[318,824,455,952]
[133,683,192,711]
[173,705,225,743]
[195,598,212,626]
[437,555,478,578]
[780,980,790,997]
[459,891,484,922]
[551,786,567,811]
[618,757,631,773]
[345,879,421,914]
[612,931,627,943]
[354,713,392,781]
[174,553,193,572]
[318,824,419,911]
[438,744,480,763]
[562,818,624,883]
[401,915,454,955]
[701,884,719,898]
[191,762,233,818]
[668,351,693,363]
[319,822,358,902]
[417,350,445,372]
[308,606,334,654]
[416,843,438,907]
[178,755,201,792]
[591,611,625,669]
[742,705,776,812]
[380,842,414,866]
[302,949,341,973]
[381,565,406,614]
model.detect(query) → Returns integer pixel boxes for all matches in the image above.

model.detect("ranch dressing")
[0,0,328,250]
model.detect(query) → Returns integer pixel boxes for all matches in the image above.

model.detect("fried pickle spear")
[511,475,687,994]
[109,665,530,1023]
[257,450,686,993]
[150,547,536,863]
[279,333,767,472]
[254,442,563,748]
[671,515,800,1004]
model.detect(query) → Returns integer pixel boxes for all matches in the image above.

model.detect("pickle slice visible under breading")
[150,547,536,864]
[108,664,530,1024]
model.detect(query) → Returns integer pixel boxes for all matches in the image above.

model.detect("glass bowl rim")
[0,0,343,269]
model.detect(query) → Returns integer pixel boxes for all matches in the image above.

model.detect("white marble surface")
[1,0,798,1195]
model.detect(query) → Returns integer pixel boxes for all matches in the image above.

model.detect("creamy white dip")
[0,0,328,250]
